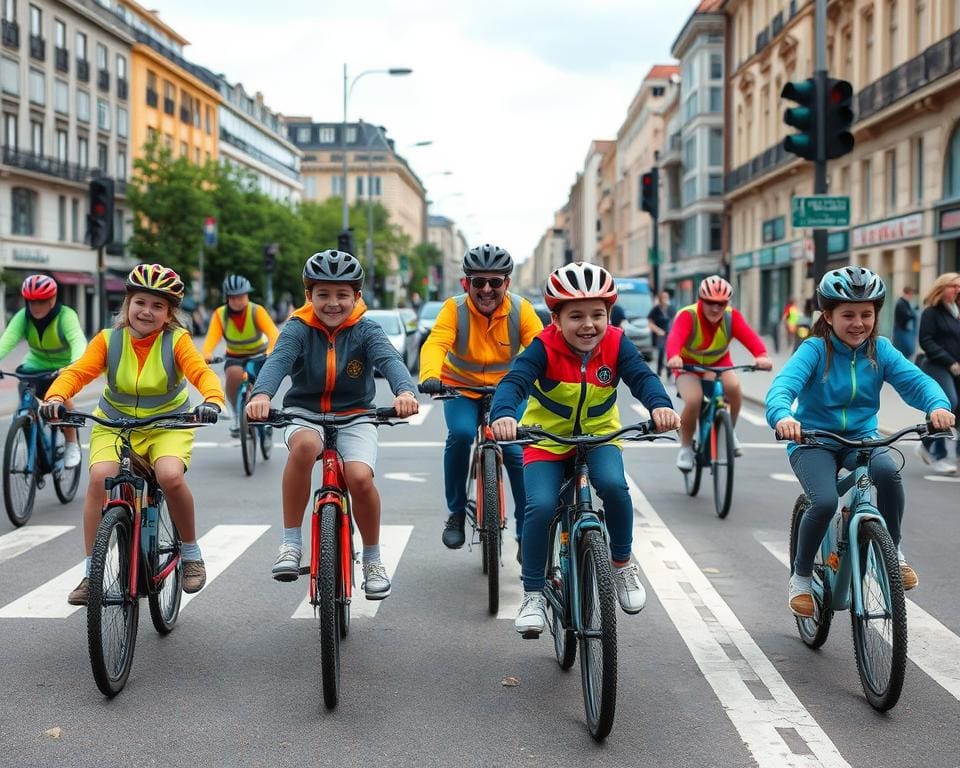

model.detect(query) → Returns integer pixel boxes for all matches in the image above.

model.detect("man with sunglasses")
[420,244,544,552]
[665,275,772,470]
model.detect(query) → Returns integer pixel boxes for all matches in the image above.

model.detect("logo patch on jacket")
[596,366,613,384]
[346,360,363,378]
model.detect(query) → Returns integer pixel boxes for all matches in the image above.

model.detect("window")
[113,207,123,246]
[915,1,928,54]
[194,146,200,164]
[887,1,897,68]
[708,174,723,196]
[2,0,15,22]
[296,126,311,143]
[204,106,211,134]
[861,159,872,219]
[55,128,66,161]
[11,187,37,235]
[912,135,923,205]
[96,98,110,131]
[885,149,896,212]
[863,11,874,82]
[29,4,40,36]
[4,112,16,150]
[116,105,127,138]
[709,128,723,166]
[117,148,127,180]
[710,54,722,80]
[1,56,19,96]
[116,53,126,80]
[319,127,336,143]
[652,86,665,97]
[75,31,86,61]
[71,198,79,242]
[682,177,697,206]
[77,135,88,167]
[76,89,89,122]
[54,78,68,113]
[97,141,107,173]
[683,136,696,169]
[842,27,853,80]
[146,69,156,92]
[163,133,172,148]
[709,87,722,113]
[54,19,65,48]
[28,67,44,105]
[710,213,722,252]
[372,176,382,195]
[345,126,356,143]
[57,195,66,241]
[684,92,697,121]
[30,119,41,155]
[180,141,187,157]
[96,42,106,70]
[356,175,364,197]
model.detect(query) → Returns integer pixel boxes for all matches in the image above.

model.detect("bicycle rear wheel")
[52,427,81,504]
[711,410,735,518]
[240,404,256,476]
[578,529,618,741]
[87,506,139,697]
[851,519,907,711]
[788,495,832,648]
[683,439,702,497]
[3,416,36,526]
[317,502,341,709]
[547,522,575,670]
[148,496,183,635]
[259,425,274,461]
[481,446,501,615]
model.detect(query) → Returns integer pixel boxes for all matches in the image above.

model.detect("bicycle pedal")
[520,629,542,640]
[297,565,311,575]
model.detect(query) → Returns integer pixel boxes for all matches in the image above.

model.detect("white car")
[366,309,417,372]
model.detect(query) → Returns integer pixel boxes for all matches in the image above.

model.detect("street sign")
[792,196,850,227]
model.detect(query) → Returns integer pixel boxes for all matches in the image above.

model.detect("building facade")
[427,213,467,299]
[580,140,614,265]
[596,142,618,272]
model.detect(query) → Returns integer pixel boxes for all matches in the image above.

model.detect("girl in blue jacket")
[765,267,954,618]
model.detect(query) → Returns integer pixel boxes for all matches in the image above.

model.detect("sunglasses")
[702,299,728,308]
[469,277,506,290]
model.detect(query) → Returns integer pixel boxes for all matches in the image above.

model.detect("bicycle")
[55,408,210,697]
[675,363,758,518]
[1,369,81,526]
[785,423,948,711]
[420,383,506,615]
[258,406,404,710]
[211,355,273,476]
[506,421,669,741]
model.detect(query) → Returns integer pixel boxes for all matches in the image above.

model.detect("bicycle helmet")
[222,274,252,297]
[698,275,733,302]
[21,274,57,301]
[462,244,513,275]
[302,250,364,289]
[126,263,185,306]
[817,266,886,308]
[543,262,618,311]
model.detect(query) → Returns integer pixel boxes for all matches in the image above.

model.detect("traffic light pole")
[812,0,828,289]
[97,245,107,329]
[652,214,660,293]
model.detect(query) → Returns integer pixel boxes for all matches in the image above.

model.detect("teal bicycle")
[786,423,945,711]
[212,355,273,476]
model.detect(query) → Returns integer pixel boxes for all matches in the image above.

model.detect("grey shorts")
[283,422,378,471]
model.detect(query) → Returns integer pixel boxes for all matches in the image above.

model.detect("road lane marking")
[630,404,650,420]
[180,525,270,609]
[0,525,73,565]
[0,561,86,618]
[383,472,429,483]
[771,473,800,483]
[402,403,434,427]
[627,474,848,767]
[292,525,413,620]
[738,408,768,427]
[924,475,960,483]
[759,536,960,704]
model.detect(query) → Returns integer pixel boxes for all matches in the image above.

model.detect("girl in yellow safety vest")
[42,264,225,607]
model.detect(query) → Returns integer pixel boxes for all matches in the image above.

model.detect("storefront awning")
[52,271,95,286]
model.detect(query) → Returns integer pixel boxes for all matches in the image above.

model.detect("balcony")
[146,88,158,108]
[29,34,44,61]
[2,19,19,49]
[163,97,174,116]
[771,11,784,37]
[117,78,128,100]
[54,46,68,72]
[77,59,89,82]
[97,69,109,92]
[725,141,791,194]
[755,27,769,56]
[661,133,682,167]
[2,147,92,183]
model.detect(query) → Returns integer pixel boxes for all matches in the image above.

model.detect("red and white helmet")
[698,274,733,302]
[543,262,618,311]
[21,274,57,301]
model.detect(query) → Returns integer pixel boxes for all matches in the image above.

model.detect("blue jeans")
[789,446,904,577]
[920,362,959,460]
[520,444,632,591]
[442,396,526,539]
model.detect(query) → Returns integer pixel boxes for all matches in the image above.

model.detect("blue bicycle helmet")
[222,274,253,297]
[817,266,886,308]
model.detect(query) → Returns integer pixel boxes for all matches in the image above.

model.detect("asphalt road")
[1,376,959,768]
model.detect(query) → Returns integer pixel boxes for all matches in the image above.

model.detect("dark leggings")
[789,446,904,577]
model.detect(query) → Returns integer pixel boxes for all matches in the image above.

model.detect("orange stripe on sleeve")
[175,334,226,408]
[44,331,109,402]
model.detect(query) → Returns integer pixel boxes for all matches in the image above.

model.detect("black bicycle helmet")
[302,250,365,289]
[462,244,513,275]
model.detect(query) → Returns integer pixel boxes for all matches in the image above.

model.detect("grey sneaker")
[614,560,646,614]
[362,560,391,600]
[515,591,546,638]
[272,544,302,582]
[182,559,206,593]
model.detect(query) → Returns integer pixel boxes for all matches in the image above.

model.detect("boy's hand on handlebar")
[775,417,802,442]
[929,408,956,431]
[393,391,419,418]
[492,417,517,442]
[754,356,773,371]
[245,394,271,422]
[651,407,680,433]
[666,355,683,370]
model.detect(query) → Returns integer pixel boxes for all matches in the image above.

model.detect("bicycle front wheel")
[788,495,832,648]
[3,416,37,526]
[87,506,139,697]
[317,502,341,710]
[851,519,907,711]
[53,428,82,504]
[259,425,273,461]
[711,409,735,518]
[240,404,257,476]
[578,529,618,741]
[481,446,501,615]
[683,440,702,497]
[147,497,183,635]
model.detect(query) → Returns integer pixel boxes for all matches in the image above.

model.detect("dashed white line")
[0,525,73,565]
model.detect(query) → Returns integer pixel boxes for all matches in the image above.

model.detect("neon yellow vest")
[97,328,189,419]
[679,304,733,365]
[221,304,268,356]
[24,310,70,368]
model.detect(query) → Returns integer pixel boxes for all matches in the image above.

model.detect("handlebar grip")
[376,407,399,420]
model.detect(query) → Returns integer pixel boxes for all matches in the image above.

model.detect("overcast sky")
[154,0,703,261]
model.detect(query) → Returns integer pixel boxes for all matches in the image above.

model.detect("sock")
[362,544,380,565]
[181,541,202,561]
[789,573,811,592]
[282,527,302,550]
[84,556,91,578]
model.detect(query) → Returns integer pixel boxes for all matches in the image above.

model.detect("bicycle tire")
[259,425,274,461]
[240,403,256,476]
[788,495,832,648]
[87,505,139,697]
[338,500,352,640]
[147,496,183,635]
[548,522,576,670]
[712,409,735,518]
[481,446,501,615]
[52,427,82,504]
[3,415,36,527]
[683,439,703,497]
[851,519,907,711]
[578,529,618,741]
[318,502,341,709]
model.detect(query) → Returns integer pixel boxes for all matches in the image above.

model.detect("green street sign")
[792,195,850,228]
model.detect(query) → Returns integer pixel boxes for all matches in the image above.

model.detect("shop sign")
[774,243,793,264]
[733,253,753,271]
[11,248,49,265]
[758,247,775,267]
[938,207,960,234]
[851,213,923,249]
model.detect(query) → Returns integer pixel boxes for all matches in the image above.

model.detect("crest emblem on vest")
[596,365,613,384]
[346,359,363,378]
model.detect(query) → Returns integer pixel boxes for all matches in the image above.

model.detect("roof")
[645,65,680,81]
[697,0,724,11]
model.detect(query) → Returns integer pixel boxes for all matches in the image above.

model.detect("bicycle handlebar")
[787,423,957,448]
[208,354,267,366]
[0,369,59,381]
[418,382,497,398]
[675,364,761,374]
[257,407,404,428]
[501,421,673,447]
[56,409,209,431]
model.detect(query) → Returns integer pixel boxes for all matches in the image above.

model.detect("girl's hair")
[113,291,187,331]
[811,298,880,378]
[922,272,960,308]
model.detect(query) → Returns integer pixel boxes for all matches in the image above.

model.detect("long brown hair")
[811,298,880,378]
[113,291,187,332]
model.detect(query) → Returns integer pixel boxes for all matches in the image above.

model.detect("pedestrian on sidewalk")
[916,272,960,474]
[892,285,918,360]
[783,297,799,350]
[647,290,673,377]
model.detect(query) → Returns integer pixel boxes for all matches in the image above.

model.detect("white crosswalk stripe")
[0,525,73,565]
[180,525,270,609]
[402,403,434,427]
[737,407,768,427]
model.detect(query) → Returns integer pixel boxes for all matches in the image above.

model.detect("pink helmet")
[698,275,733,302]
[543,262,618,311]
[21,275,57,301]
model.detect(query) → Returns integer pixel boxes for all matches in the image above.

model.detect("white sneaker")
[63,442,81,469]
[930,459,958,475]
[362,560,391,600]
[515,591,547,637]
[915,443,935,466]
[733,433,743,457]
[614,560,646,614]
[676,446,695,471]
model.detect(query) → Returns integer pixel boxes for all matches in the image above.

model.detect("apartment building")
[724,0,960,336]
[427,213,467,299]
[581,140,615,265]
[596,142,618,272]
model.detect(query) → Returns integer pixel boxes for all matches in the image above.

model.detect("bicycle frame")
[14,382,58,476]
[309,425,353,608]
[696,379,725,460]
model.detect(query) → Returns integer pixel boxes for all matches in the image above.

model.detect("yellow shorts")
[88,423,194,469]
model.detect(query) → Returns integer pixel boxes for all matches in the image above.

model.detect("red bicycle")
[259,406,404,710]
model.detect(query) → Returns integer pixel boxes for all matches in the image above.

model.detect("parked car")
[366,309,418,373]
[416,300,444,349]
[398,307,417,334]
[613,277,655,361]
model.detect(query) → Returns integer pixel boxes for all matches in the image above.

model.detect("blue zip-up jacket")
[765,333,950,455]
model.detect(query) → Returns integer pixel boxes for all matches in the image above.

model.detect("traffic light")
[263,242,279,271]
[87,177,114,249]
[782,78,817,161]
[824,78,854,160]
[640,168,659,219]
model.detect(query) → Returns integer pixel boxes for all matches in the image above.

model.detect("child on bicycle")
[0,275,86,467]
[245,250,419,599]
[765,267,954,618]
[41,264,225,606]
[201,274,279,437]
[489,262,680,636]
[665,275,772,470]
